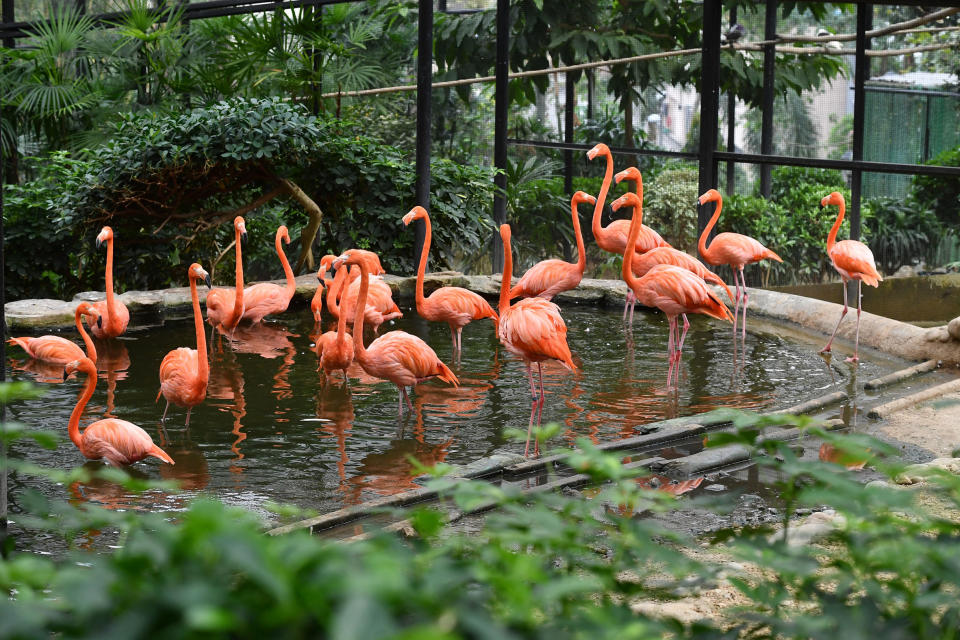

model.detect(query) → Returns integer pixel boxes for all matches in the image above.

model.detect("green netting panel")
[927,95,960,160]
[863,90,924,198]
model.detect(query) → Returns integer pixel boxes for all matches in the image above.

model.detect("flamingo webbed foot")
[845,356,860,364]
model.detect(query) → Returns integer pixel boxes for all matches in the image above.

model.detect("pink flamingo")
[697,189,782,339]
[819,191,883,363]
[498,224,576,455]
[64,357,175,466]
[508,191,596,300]
[324,249,385,323]
[402,205,499,354]
[315,275,355,385]
[334,258,402,335]
[206,216,247,342]
[90,226,130,338]
[617,193,733,388]
[8,302,100,365]
[242,225,296,324]
[311,261,332,324]
[157,263,211,425]
[332,250,458,417]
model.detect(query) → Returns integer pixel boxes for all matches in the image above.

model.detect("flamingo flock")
[7,145,881,466]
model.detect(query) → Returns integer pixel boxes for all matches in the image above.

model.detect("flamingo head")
[499,224,512,243]
[615,166,641,185]
[820,191,844,210]
[697,188,721,209]
[75,302,100,327]
[234,216,248,243]
[572,191,597,207]
[96,226,113,249]
[189,263,211,289]
[611,192,640,212]
[402,206,428,226]
[278,225,290,244]
[63,357,95,379]
[586,143,610,161]
[347,249,386,275]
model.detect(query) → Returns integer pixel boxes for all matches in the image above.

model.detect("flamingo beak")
[96,238,103,249]
[97,315,103,329]
[241,232,248,244]
[62,367,68,381]
[204,274,212,289]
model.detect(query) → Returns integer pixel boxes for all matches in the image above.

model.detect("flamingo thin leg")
[161,400,170,423]
[185,407,192,428]
[666,317,677,388]
[847,280,862,364]
[739,268,749,340]
[525,363,537,401]
[821,279,849,353]
[731,271,741,338]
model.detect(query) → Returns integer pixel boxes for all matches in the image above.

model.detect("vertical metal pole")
[850,3,871,243]
[586,69,594,121]
[725,5,737,195]
[414,0,433,266]
[0,69,7,552]
[492,0,509,272]
[438,0,447,11]
[759,0,777,198]
[697,0,722,240]
[1,0,12,49]
[564,72,574,195]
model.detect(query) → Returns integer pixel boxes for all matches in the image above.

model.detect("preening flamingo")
[157,263,212,425]
[332,250,458,417]
[324,249,387,325]
[8,302,100,366]
[498,224,576,456]
[819,191,883,363]
[402,205,498,354]
[90,226,130,339]
[64,357,174,466]
[616,193,733,388]
[508,191,596,301]
[242,225,296,324]
[315,274,355,385]
[697,189,782,339]
[311,262,331,324]
[206,216,247,342]
[335,255,402,335]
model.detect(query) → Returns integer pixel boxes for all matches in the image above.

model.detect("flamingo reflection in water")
[207,350,247,475]
[93,338,131,419]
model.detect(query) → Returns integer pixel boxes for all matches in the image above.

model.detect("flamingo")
[315,273,355,385]
[90,226,130,339]
[324,249,386,323]
[497,224,576,456]
[402,205,499,354]
[206,216,247,343]
[332,250,458,417]
[613,192,733,321]
[63,357,175,466]
[157,263,212,425]
[697,189,782,339]
[819,191,883,363]
[617,192,733,388]
[242,225,296,324]
[334,255,402,335]
[508,191,596,301]
[311,262,332,324]
[8,302,100,365]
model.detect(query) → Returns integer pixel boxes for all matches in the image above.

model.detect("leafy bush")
[642,166,699,252]
[863,197,941,274]
[911,146,960,227]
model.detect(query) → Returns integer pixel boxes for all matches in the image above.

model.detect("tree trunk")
[277,177,324,273]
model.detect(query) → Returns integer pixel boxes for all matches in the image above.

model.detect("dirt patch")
[866,393,960,459]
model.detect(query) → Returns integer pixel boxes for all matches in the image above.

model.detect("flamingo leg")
[623,290,635,321]
[731,270,741,338]
[677,313,690,360]
[666,316,677,388]
[629,294,636,325]
[396,385,405,416]
[161,400,170,423]
[185,407,192,428]
[525,362,537,401]
[404,386,414,412]
[524,400,536,458]
[739,267,749,340]
[450,326,458,353]
[537,362,545,407]
[846,280,862,364]
[456,327,463,355]
[821,279,849,354]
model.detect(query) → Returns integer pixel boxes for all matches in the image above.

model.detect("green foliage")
[863,197,941,274]
[641,166,699,253]
[911,146,960,227]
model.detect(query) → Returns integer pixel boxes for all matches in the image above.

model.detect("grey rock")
[892,264,918,278]
[5,298,77,331]
[704,483,726,492]
[948,316,960,341]
[73,291,105,302]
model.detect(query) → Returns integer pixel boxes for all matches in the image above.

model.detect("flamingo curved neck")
[104,237,117,327]
[231,229,245,324]
[75,309,97,363]
[276,231,295,299]
[327,267,347,317]
[622,200,643,294]
[414,214,432,312]
[499,234,513,315]
[352,261,371,364]
[191,275,208,381]
[68,363,97,450]
[571,201,586,274]
[634,177,645,225]
[697,195,723,258]
[826,200,845,254]
[590,151,614,241]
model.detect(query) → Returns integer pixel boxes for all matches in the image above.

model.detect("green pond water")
[5,304,908,547]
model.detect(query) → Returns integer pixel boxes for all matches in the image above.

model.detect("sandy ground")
[865,392,960,459]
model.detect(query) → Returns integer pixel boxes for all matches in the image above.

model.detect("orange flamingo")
[310,261,332,324]
[324,250,388,327]
[617,193,733,388]
[508,191,596,301]
[614,192,733,321]
[64,357,174,466]
[498,224,576,456]
[315,273,355,385]
[335,264,402,335]
[206,216,247,342]
[332,250,458,417]
[697,189,782,340]
[242,225,296,324]
[8,302,100,365]
[90,226,130,338]
[819,191,883,363]
[402,205,499,354]
[157,263,212,425]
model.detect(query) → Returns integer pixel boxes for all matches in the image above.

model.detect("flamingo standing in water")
[819,191,882,363]
[90,226,130,338]
[242,225,296,324]
[333,252,402,335]
[311,260,333,324]
[64,357,174,466]
[315,274,355,385]
[402,206,498,354]
[508,191,596,300]
[616,193,733,388]
[498,224,576,455]
[332,250,458,417]
[697,189,782,339]
[8,302,100,365]
[206,216,247,343]
[157,263,212,425]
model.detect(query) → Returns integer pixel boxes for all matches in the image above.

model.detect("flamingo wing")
[158,347,205,407]
[633,248,734,303]
[91,300,130,338]
[704,232,782,269]
[499,298,575,370]
[242,283,291,322]
[206,287,236,326]
[638,266,732,321]
[830,240,882,287]
[424,287,498,326]
[8,336,84,364]
[607,219,671,254]
[510,260,581,300]
[365,331,459,387]
[82,419,174,465]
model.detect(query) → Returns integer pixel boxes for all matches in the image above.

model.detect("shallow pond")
[6,303,905,542]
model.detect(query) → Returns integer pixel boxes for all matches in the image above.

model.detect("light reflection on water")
[6,304,899,541]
